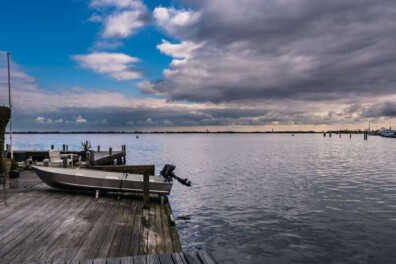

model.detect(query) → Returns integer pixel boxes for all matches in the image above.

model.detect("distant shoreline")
[5,130,367,134]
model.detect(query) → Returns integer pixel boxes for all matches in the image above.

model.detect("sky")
[1,0,396,132]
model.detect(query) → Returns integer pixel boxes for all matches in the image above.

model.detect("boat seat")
[49,150,73,167]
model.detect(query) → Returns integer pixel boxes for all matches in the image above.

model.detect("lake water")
[7,134,396,263]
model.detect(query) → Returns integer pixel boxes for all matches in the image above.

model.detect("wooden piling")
[350,133,352,139]
[339,133,341,138]
[62,144,66,151]
[143,172,150,209]
[62,156,68,168]
[50,145,54,150]
[97,145,100,152]
[109,147,112,155]
[329,132,332,137]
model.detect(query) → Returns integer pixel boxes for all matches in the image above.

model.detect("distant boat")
[33,166,173,195]
[380,128,396,138]
[136,135,139,139]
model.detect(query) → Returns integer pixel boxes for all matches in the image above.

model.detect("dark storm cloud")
[150,0,396,103]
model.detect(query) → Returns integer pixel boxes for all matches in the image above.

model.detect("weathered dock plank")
[0,171,194,264]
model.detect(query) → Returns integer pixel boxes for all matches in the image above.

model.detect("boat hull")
[33,166,172,195]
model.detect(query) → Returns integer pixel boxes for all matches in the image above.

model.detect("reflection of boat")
[33,166,172,195]
[380,128,396,138]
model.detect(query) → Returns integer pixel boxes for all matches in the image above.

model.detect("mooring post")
[66,145,69,151]
[329,132,332,137]
[62,144,66,151]
[62,156,68,168]
[323,132,326,137]
[97,145,100,152]
[143,172,150,209]
[51,145,54,150]
[350,133,352,139]
[95,190,99,199]
[339,133,341,138]
[109,147,112,155]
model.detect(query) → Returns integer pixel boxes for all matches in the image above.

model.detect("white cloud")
[103,10,145,38]
[157,40,204,60]
[75,116,88,124]
[72,52,141,80]
[54,118,64,123]
[89,0,147,40]
[153,7,200,35]
[90,0,142,9]
[35,117,45,123]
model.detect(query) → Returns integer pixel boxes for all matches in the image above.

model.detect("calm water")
[7,134,396,263]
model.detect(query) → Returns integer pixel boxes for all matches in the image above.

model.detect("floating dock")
[0,171,218,264]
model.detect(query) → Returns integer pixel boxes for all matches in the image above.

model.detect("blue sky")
[1,0,396,131]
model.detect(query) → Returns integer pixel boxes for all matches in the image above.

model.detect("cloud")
[153,7,201,36]
[35,117,45,123]
[75,116,88,124]
[102,10,146,38]
[89,0,148,40]
[145,0,396,105]
[72,52,141,80]
[157,40,204,60]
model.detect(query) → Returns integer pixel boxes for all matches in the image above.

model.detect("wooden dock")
[27,251,217,264]
[0,171,214,264]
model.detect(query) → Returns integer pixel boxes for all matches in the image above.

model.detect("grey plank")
[154,204,165,254]
[197,252,217,264]
[146,255,160,264]
[79,259,94,264]
[2,196,76,261]
[119,256,134,264]
[96,199,125,258]
[13,197,90,263]
[132,255,146,264]
[160,205,173,253]
[158,254,174,264]
[165,204,182,253]
[104,257,120,264]
[73,202,113,260]
[171,253,188,264]
[147,206,157,255]
[106,200,129,257]
[93,258,106,264]
[117,200,138,256]
[53,199,103,262]
[182,252,201,264]
[129,201,143,256]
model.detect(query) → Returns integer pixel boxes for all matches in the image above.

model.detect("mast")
[6,53,12,160]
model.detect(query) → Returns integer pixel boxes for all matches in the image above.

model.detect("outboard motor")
[160,164,191,187]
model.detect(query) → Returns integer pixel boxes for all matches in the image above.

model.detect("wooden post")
[95,190,99,199]
[350,133,352,139]
[62,156,68,168]
[62,144,66,151]
[323,132,326,137]
[97,145,100,152]
[51,145,54,150]
[109,147,112,155]
[143,172,150,209]
[339,133,341,138]
[329,132,332,137]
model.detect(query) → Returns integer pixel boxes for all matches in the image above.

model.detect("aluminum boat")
[33,166,173,195]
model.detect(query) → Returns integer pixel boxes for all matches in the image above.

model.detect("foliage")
[81,140,92,151]
[0,106,11,175]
